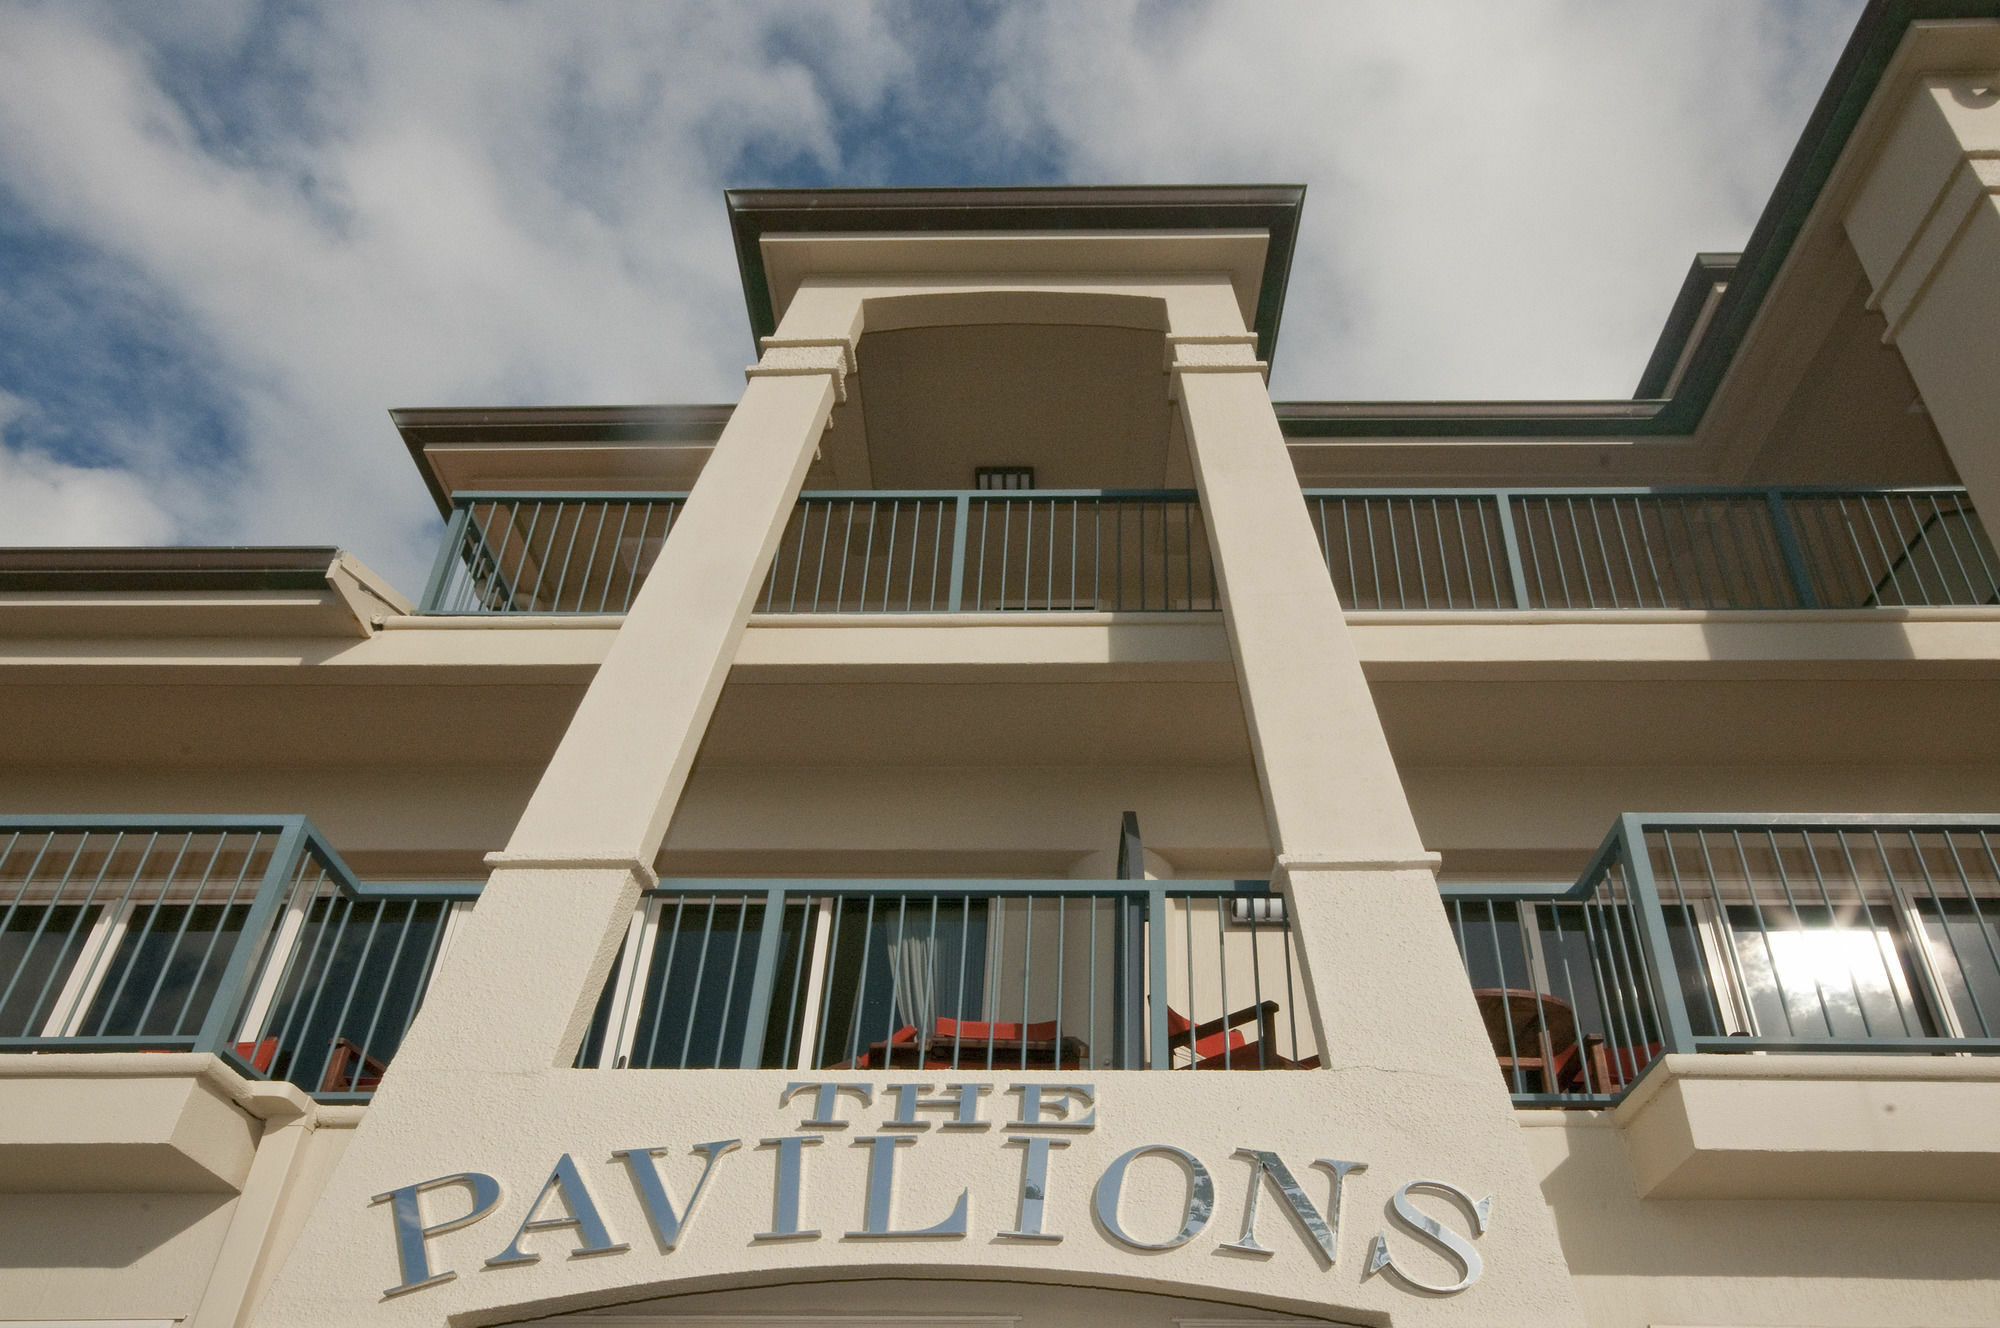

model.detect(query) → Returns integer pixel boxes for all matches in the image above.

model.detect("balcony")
[576,873,1316,1072]
[1449,813,2000,1107]
[419,485,2000,617]
[422,489,1217,615]
[0,817,472,1100]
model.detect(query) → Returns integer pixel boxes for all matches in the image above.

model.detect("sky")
[0,0,1867,594]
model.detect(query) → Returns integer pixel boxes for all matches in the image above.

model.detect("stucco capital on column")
[745,336,856,403]
[1845,75,2000,340]
[1272,851,1444,884]
[481,850,660,887]
[1164,332,1267,399]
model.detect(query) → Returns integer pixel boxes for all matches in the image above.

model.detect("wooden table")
[1472,988,1578,1092]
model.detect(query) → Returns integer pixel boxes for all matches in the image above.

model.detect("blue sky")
[0,0,1865,591]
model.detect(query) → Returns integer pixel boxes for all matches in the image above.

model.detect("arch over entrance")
[504,1275,1366,1328]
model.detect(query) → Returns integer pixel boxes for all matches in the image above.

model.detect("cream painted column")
[1172,333,1587,1326]
[1845,74,2000,522]
[381,338,849,1080]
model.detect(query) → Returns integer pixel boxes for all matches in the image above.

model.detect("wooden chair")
[1167,999,1314,1069]
[319,1036,388,1093]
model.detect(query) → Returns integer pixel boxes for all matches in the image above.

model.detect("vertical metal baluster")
[1542,905,1595,1095]
[1483,902,1525,1093]
[831,503,856,610]
[1400,500,1423,608]
[777,895,814,1067]
[1901,492,1953,603]
[1804,829,1900,1036]
[81,833,166,1036]
[1340,500,1360,606]
[134,833,205,1035]
[637,896,688,1069]
[321,897,391,1090]
[593,501,631,613]
[1245,890,1267,1068]
[841,895,880,1070]
[548,501,589,612]
[279,882,355,1086]
[1583,498,1620,608]
[1020,896,1034,1070]
[675,898,721,1069]
[1631,498,1671,607]
[1765,491,1818,608]
[878,501,898,612]
[16,832,106,1030]
[1669,497,1714,609]
[1730,829,1797,1035]
[1548,498,1577,608]
[1087,893,1100,1067]
[1766,829,1840,1037]
[1658,832,1725,1034]
[717,898,753,1068]
[813,898,845,1068]
[1610,498,1646,608]
[1361,499,1383,609]
[987,894,1005,1069]
[1579,889,1644,1078]
[810,501,834,611]
[954,894,972,1068]
[1181,499,1194,610]
[1053,894,1066,1069]
[1955,832,2000,1035]
[1905,830,1979,1036]
[1180,888,1196,1070]
[997,498,1013,610]
[1947,492,2000,600]
[926,894,941,1063]
[883,895,908,1063]
[925,500,943,611]
[1213,895,1230,1070]
[1429,498,1451,609]
[350,902,422,1087]
[1853,496,1905,605]
[1137,501,1149,610]
[171,832,252,1035]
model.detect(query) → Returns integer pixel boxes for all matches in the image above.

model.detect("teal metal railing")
[1306,485,2000,610]
[0,817,476,1100]
[1446,813,2000,1107]
[422,485,1999,617]
[421,489,1218,615]
[576,877,1314,1072]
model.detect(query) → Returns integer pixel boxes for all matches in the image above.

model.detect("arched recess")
[859,288,1171,337]
[840,290,1177,491]
[498,1273,1367,1328]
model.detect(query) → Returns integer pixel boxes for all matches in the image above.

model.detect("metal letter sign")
[371,1084,1495,1302]
[1366,1179,1492,1294]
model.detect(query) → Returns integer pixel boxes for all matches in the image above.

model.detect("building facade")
[5,5,2000,1327]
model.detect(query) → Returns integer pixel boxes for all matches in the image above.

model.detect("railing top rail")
[447,487,1210,505]
[1626,811,2000,831]
[0,814,482,902]
[646,877,1271,897]
[1301,484,1972,499]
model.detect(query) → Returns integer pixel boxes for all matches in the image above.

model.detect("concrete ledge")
[1614,1053,2000,1200]
[0,1053,312,1193]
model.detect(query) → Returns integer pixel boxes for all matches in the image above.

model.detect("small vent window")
[975,466,1034,490]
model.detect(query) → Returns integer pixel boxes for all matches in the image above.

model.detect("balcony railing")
[421,485,1998,617]
[421,490,1218,615]
[576,877,1315,1072]
[1307,486,2000,610]
[0,817,474,1099]
[1447,813,2000,1106]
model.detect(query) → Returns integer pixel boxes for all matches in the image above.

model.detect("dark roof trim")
[1277,400,1666,438]
[1633,252,1740,399]
[392,405,735,512]
[1280,0,2000,439]
[725,185,1306,366]
[0,547,340,593]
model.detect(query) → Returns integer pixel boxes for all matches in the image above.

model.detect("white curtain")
[891,931,936,1034]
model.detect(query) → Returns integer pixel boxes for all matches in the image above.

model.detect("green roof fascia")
[724,185,1306,367]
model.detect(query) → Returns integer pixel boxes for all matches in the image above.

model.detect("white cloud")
[0,388,177,543]
[0,1,1864,589]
